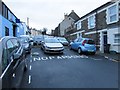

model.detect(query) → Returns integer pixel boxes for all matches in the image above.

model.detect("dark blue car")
[0,36,27,89]
[70,38,96,55]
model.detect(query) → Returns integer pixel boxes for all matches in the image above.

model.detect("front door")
[103,31,108,53]
[103,32,107,45]
[13,25,17,37]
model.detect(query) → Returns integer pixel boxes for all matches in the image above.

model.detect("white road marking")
[28,75,31,84]
[30,65,32,70]
[109,58,119,62]
[105,56,109,59]
[32,52,39,55]
[32,55,105,62]
[12,73,15,78]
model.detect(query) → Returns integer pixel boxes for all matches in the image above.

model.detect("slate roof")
[68,10,80,21]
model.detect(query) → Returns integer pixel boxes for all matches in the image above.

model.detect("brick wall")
[96,10,107,30]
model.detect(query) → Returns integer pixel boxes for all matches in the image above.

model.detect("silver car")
[41,38,64,54]
[57,37,69,46]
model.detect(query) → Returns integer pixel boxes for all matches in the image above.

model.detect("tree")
[42,28,48,35]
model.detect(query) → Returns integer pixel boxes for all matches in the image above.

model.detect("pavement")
[96,51,120,62]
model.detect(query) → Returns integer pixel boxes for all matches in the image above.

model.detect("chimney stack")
[64,13,68,19]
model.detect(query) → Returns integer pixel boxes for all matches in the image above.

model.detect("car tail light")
[82,40,87,46]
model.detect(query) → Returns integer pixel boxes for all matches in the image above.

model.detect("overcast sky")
[2,0,111,33]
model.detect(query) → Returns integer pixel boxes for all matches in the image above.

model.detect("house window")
[2,4,8,19]
[107,4,118,24]
[114,33,120,43]
[77,21,81,30]
[88,15,95,29]
[5,27,9,36]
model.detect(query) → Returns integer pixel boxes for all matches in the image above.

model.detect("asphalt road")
[20,46,118,88]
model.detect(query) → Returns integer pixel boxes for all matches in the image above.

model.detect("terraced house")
[65,0,120,53]
[0,1,28,38]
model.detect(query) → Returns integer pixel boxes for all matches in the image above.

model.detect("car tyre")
[41,47,43,50]
[92,52,96,55]
[24,64,27,72]
[69,45,72,50]
[78,48,82,54]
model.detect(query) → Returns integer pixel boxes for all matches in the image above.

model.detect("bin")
[104,44,111,53]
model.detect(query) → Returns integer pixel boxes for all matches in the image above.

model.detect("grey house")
[66,0,120,53]
[58,10,80,37]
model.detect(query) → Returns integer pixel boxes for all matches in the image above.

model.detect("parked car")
[0,36,27,88]
[20,35,33,46]
[57,37,69,46]
[33,35,43,45]
[69,38,96,54]
[18,36,31,54]
[30,36,34,46]
[41,37,64,54]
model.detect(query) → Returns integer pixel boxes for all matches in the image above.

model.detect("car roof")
[20,35,30,37]
[45,37,56,39]
[78,37,93,40]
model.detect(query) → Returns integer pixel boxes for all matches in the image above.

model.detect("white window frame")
[106,3,119,24]
[88,14,96,29]
[76,21,81,30]
[114,33,120,44]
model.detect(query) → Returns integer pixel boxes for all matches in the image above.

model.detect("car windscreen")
[45,38,59,43]
[19,38,29,43]
[58,38,67,41]
[87,40,95,44]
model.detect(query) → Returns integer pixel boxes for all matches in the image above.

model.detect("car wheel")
[69,45,72,50]
[78,48,82,54]
[28,50,31,54]
[24,64,27,72]
[43,49,47,54]
[92,52,96,55]
[41,47,43,50]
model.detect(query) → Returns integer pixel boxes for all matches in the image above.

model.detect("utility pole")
[27,17,29,28]
[27,17,30,35]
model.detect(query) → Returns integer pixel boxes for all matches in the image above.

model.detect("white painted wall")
[99,28,120,53]
[108,28,120,53]
[2,16,13,37]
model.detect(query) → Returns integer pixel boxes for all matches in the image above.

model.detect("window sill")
[107,20,118,25]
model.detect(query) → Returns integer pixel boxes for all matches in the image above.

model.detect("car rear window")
[87,40,95,44]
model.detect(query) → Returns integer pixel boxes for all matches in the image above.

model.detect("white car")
[41,38,64,54]
[33,35,43,45]
[57,37,69,46]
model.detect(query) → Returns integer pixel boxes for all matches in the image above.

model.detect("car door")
[2,38,25,88]
[10,38,25,88]
[72,38,82,50]
[2,39,15,88]
[75,38,83,50]
[71,38,78,50]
